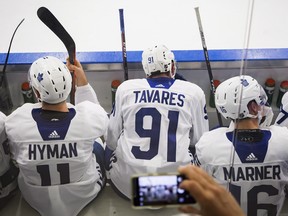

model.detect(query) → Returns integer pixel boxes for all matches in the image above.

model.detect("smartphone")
[131,173,196,208]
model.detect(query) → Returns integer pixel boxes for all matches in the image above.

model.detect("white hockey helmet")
[28,56,72,104]
[142,44,176,77]
[215,75,267,120]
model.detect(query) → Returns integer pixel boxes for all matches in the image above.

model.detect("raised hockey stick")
[37,7,76,104]
[0,18,25,115]
[194,7,223,127]
[119,9,128,81]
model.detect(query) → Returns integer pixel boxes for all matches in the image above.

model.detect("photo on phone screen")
[131,174,196,208]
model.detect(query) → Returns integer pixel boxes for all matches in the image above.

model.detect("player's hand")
[66,58,88,87]
[178,165,245,216]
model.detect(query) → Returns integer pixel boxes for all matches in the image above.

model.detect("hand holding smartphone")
[131,173,196,208]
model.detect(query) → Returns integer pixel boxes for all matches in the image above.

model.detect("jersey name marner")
[222,164,281,181]
[133,89,185,107]
[28,142,78,160]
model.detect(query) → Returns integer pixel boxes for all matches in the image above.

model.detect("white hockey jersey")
[5,85,109,216]
[275,92,288,127]
[0,111,18,200]
[195,126,288,216]
[106,77,209,198]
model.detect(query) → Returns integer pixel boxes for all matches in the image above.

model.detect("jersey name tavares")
[133,89,185,107]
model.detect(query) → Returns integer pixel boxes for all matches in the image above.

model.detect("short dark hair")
[148,71,170,78]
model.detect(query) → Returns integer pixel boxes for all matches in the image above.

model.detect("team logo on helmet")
[219,106,227,113]
[37,73,44,82]
[240,79,249,87]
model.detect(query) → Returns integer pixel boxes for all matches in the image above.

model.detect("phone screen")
[132,174,196,207]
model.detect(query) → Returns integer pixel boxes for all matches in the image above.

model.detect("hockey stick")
[37,7,76,105]
[194,7,223,126]
[119,9,128,81]
[0,18,25,115]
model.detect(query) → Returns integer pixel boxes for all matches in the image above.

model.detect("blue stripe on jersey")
[226,130,271,163]
[276,107,288,125]
[32,108,76,141]
[146,77,175,89]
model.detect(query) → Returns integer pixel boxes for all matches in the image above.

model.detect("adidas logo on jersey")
[246,153,258,161]
[48,130,60,139]
[155,84,165,88]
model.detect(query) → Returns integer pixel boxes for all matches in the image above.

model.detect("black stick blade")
[37,7,75,64]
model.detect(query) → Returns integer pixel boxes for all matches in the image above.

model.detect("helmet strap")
[170,61,176,79]
[32,87,41,102]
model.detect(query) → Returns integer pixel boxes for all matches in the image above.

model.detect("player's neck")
[234,118,259,130]
[41,101,69,112]
[149,73,171,79]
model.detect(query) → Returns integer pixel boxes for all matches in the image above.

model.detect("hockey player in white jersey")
[5,56,109,216]
[194,75,288,216]
[105,44,209,199]
[275,91,288,127]
[274,92,288,197]
[0,111,18,209]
